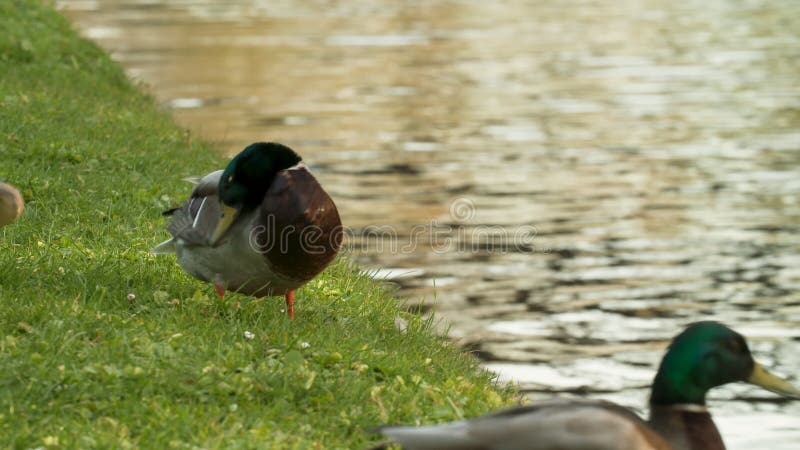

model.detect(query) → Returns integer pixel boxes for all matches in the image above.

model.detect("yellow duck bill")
[209,203,239,246]
[748,362,800,399]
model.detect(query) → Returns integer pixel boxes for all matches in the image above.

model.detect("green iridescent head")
[650,321,800,405]
[218,142,302,210]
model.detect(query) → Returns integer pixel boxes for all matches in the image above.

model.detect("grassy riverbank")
[0,1,513,448]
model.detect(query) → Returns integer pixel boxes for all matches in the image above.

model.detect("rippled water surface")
[59,0,800,447]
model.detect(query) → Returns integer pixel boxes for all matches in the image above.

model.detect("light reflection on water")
[59,0,800,447]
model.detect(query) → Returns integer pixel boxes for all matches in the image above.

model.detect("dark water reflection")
[59,0,800,446]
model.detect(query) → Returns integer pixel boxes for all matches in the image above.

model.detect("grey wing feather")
[189,170,223,198]
[165,170,223,246]
[372,421,485,450]
[373,400,671,450]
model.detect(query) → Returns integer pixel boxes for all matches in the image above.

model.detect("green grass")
[0,1,514,448]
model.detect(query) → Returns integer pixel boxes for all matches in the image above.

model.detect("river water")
[58,1,800,447]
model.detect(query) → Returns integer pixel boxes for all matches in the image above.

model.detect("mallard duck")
[153,142,342,319]
[0,181,24,227]
[371,321,800,450]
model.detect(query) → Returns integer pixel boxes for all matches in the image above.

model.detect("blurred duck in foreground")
[371,321,800,450]
[153,142,342,319]
[0,181,24,227]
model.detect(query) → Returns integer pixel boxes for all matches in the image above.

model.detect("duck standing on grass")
[370,321,800,450]
[153,142,342,319]
[0,181,24,227]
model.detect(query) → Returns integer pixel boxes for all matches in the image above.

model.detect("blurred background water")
[58,0,800,447]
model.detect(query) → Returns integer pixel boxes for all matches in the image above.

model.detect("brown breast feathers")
[254,166,342,282]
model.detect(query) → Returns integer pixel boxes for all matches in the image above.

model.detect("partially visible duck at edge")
[153,142,342,319]
[371,321,800,450]
[0,181,24,228]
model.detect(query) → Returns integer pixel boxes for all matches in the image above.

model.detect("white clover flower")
[243,331,255,340]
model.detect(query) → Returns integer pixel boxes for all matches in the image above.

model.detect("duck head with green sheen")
[211,142,302,245]
[650,321,800,406]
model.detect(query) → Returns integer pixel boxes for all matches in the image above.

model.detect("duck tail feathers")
[182,176,203,185]
[151,238,177,254]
